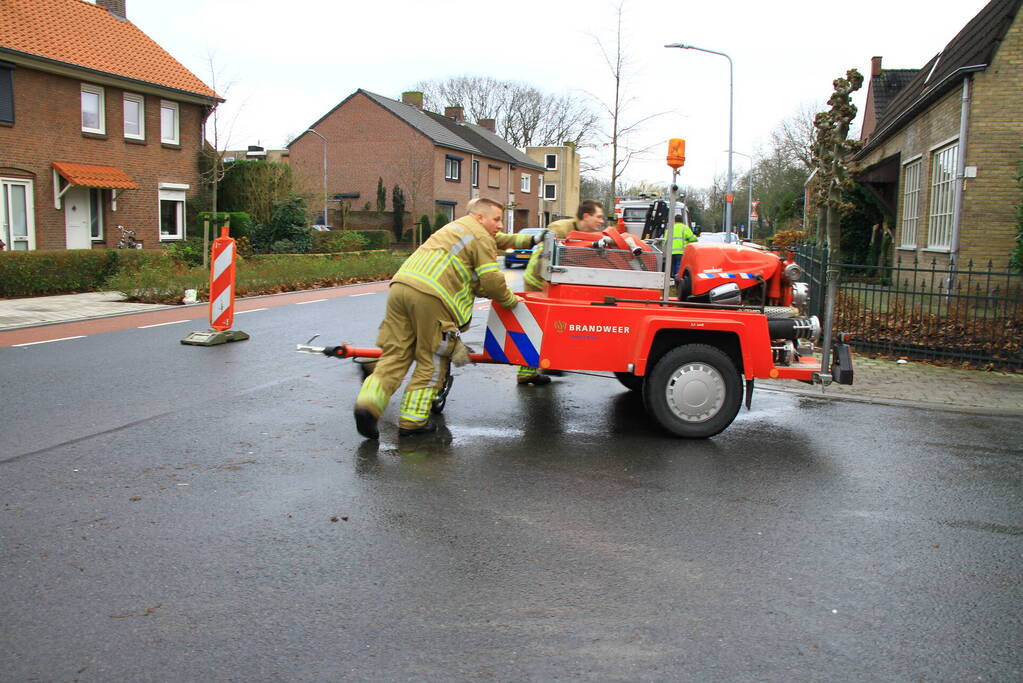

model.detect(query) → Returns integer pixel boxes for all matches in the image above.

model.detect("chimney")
[478,118,496,133]
[444,106,465,122]
[401,91,424,110]
[96,0,127,18]
[871,56,883,77]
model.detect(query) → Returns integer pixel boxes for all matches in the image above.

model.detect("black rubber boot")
[517,374,552,386]
[354,407,379,440]
[398,419,437,437]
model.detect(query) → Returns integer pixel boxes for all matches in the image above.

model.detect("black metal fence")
[793,245,1023,370]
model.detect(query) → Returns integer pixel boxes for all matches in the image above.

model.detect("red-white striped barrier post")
[180,224,248,346]
[209,224,236,331]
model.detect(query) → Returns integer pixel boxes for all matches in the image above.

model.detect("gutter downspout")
[948,75,971,292]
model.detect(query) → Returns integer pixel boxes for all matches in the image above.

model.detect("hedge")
[349,229,391,250]
[0,249,171,297]
[195,211,254,239]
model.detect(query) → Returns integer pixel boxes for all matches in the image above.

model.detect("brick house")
[0,0,220,251]
[853,0,1023,271]
[526,142,581,225]
[288,90,544,232]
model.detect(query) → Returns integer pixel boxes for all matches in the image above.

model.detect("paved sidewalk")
[2,291,1021,416]
[0,291,173,329]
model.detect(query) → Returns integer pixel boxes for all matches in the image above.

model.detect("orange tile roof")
[53,161,140,189]
[0,0,219,100]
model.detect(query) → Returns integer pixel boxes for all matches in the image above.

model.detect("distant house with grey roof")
[853,0,1023,271]
[288,89,545,232]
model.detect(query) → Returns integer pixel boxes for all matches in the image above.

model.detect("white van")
[615,197,690,240]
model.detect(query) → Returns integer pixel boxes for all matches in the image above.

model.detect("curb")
[756,383,1023,418]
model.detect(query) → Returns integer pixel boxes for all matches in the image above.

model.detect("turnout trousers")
[354,282,459,430]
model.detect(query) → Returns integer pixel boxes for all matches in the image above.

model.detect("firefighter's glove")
[532,229,550,245]
[451,339,474,367]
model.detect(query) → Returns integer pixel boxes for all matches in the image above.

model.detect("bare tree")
[590,0,666,196]
[770,102,821,172]
[394,142,435,247]
[413,76,599,148]
[199,50,241,265]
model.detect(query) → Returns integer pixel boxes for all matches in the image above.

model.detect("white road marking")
[349,293,375,297]
[296,299,327,305]
[236,308,267,314]
[138,320,189,328]
[14,336,86,347]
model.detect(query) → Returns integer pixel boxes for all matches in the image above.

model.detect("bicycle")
[115,224,140,249]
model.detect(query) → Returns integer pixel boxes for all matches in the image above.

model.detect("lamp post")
[665,43,734,238]
[731,150,754,240]
[305,128,328,227]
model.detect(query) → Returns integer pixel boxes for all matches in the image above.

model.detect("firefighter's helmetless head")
[576,199,605,232]
[467,197,505,236]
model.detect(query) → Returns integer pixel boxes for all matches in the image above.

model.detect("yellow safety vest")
[393,215,518,326]
[671,222,697,255]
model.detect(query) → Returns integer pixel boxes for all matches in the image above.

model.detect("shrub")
[163,237,206,267]
[417,214,432,242]
[770,229,808,251]
[311,230,369,253]
[250,194,310,252]
[434,212,449,232]
[391,185,406,240]
[354,229,392,250]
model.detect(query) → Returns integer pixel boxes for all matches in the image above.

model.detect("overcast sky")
[128,0,991,190]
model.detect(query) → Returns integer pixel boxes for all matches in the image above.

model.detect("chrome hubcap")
[665,362,725,422]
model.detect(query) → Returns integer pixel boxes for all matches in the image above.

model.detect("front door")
[64,186,92,249]
[1,178,35,251]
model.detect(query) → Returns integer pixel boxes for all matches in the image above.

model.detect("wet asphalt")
[1,285,1021,681]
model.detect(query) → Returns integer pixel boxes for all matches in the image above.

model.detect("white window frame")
[545,153,557,170]
[444,157,461,181]
[900,158,921,249]
[160,100,179,144]
[123,92,145,140]
[471,159,479,187]
[520,174,530,193]
[158,184,188,240]
[436,202,455,221]
[89,188,104,241]
[81,84,105,134]
[544,183,557,200]
[926,143,957,251]
[1,177,36,251]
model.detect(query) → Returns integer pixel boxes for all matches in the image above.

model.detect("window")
[900,159,921,248]
[471,160,479,187]
[444,156,461,181]
[89,188,103,240]
[81,84,105,134]
[545,153,557,170]
[487,165,500,188]
[520,174,530,193]
[1,178,34,250]
[159,186,187,240]
[160,100,179,144]
[544,183,557,200]
[123,93,144,140]
[436,201,455,222]
[927,143,957,250]
[0,63,13,124]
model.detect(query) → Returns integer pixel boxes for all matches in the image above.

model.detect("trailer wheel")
[614,371,644,392]
[643,344,742,438]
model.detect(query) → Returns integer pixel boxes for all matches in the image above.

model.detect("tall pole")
[665,43,734,238]
[305,128,328,227]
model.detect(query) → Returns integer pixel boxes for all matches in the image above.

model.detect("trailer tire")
[644,344,742,438]
[614,371,644,392]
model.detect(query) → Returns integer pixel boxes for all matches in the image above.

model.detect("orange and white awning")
[52,161,140,210]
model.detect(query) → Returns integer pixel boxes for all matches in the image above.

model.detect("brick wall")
[0,66,205,250]
[858,8,1023,272]
[959,8,1023,270]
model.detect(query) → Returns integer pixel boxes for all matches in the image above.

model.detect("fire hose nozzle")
[296,343,328,355]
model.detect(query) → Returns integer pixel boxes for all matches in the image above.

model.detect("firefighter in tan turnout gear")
[354,197,535,439]
[517,199,606,385]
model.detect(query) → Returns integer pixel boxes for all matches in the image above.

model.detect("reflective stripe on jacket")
[392,215,518,326]
[671,222,697,255]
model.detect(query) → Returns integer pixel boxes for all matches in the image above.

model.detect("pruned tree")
[375,177,386,212]
[810,69,864,260]
[198,50,241,265]
[589,0,666,196]
[413,76,599,148]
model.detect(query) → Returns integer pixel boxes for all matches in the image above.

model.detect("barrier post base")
[180,329,250,346]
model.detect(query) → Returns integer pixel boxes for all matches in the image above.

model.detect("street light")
[305,128,328,227]
[731,150,754,240]
[665,42,734,238]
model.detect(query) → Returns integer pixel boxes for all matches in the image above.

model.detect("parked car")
[504,228,544,268]
[697,231,739,243]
